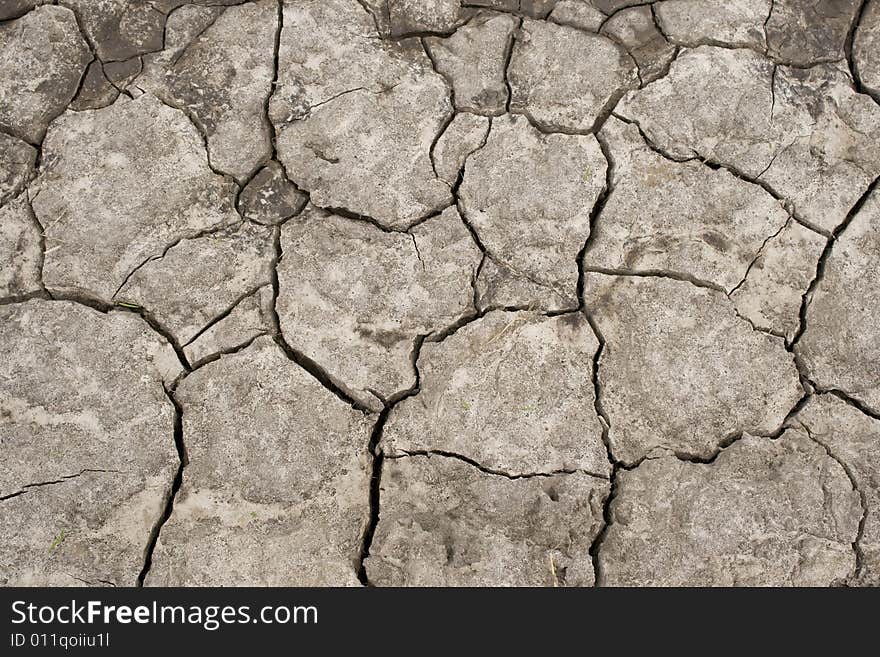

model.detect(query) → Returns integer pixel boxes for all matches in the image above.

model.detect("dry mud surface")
[1,0,879,587]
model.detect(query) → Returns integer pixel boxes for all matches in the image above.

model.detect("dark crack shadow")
[137,384,186,587]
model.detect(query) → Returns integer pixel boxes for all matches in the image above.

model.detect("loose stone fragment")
[133,0,276,181]
[459,114,606,309]
[432,112,491,186]
[366,455,609,586]
[583,273,802,463]
[277,206,480,411]
[509,19,636,132]
[794,395,880,586]
[0,132,35,205]
[601,5,677,83]
[146,337,373,586]
[549,1,607,32]
[70,61,119,111]
[765,0,861,66]
[238,161,308,225]
[183,286,274,366]
[730,219,826,341]
[32,94,240,300]
[425,12,518,115]
[617,46,880,233]
[600,432,861,586]
[799,189,880,414]
[0,300,178,585]
[589,116,790,292]
[0,197,42,298]
[383,311,609,477]
[386,0,465,35]
[0,6,90,144]
[654,0,769,50]
[115,222,275,346]
[855,0,880,99]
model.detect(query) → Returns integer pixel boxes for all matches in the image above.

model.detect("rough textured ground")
[1,0,878,587]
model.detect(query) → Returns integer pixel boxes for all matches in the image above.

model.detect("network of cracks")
[1,0,880,586]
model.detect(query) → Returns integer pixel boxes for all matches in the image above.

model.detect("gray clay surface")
[1,0,878,587]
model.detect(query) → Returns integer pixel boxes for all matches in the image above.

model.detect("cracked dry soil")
[1,0,879,588]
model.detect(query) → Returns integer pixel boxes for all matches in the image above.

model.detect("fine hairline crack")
[609,110,830,238]
[1,468,124,503]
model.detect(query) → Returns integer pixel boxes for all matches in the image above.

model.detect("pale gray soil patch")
[1,0,878,587]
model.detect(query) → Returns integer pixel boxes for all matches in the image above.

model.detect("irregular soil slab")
[794,395,880,586]
[238,161,307,226]
[0,6,90,144]
[0,1,37,22]
[460,114,607,310]
[115,222,275,347]
[383,311,610,477]
[855,0,880,99]
[729,219,826,341]
[589,116,790,292]
[32,94,240,300]
[592,0,651,11]
[549,1,608,31]
[270,0,421,120]
[277,206,480,411]
[617,46,880,233]
[583,273,802,464]
[276,76,452,229]
[146,337,373,586]
[0,300,178,585]
[474,255,572,311]
[508,19,636,133]
[0,197,42,298]
[601,5,677,84]
[70,61,120,112]
[798,189,880,414]
[0,132,36,205]
[183,286,274,366]
[425,12,518,115]
[386,0,466,36]
[366,455,609,586]
[63,0,165,62]
[599,432,861,586]
[468,0,557,17]
[270,1,451,228]
[63,0,242,63]
[761,63,880,233]
[657,0,862,65]
[654,0,770,50]
[134,0,276,181]
[764,0,861,66]
[431,112,491,186]
[132,2,225,94]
